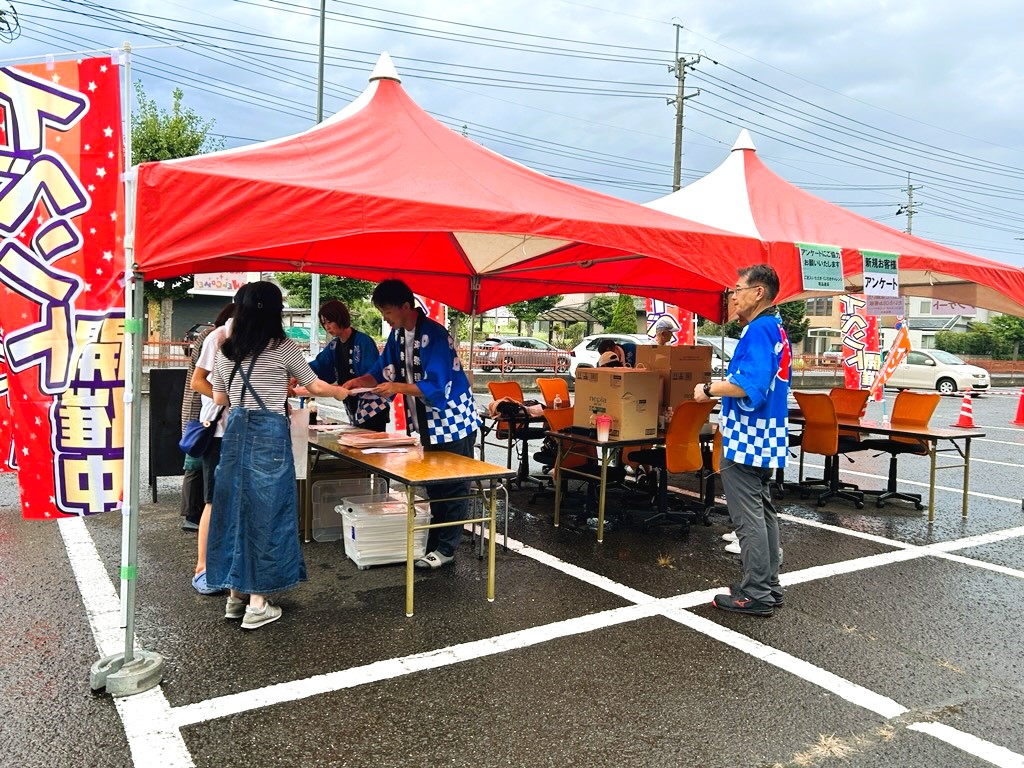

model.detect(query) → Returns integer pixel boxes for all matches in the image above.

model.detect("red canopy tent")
[647,130,1024,317]
[133,54,765,322]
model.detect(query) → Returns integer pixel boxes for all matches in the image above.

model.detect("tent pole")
[466,277,481,380]
[89,43,164,696]
[719,291,728,380]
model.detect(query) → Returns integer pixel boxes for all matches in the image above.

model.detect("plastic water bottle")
[553,394,563,409]
[665,406,674,427]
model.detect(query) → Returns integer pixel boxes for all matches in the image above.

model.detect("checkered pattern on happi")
[720,411,789,469]
[425,389,481,444]
[354,394,389,425]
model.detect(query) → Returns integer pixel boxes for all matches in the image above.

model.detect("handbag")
[179,406,224,458]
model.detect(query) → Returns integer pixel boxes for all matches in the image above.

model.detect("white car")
[569,333,725,377]
[695,335,735,373]
[887,349,990,394]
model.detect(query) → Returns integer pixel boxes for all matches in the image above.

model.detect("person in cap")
[653,316,677,346]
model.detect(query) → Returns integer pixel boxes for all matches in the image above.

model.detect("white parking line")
[908,722,1024,768]
[802,462,1021,504]
[58,517,194,768]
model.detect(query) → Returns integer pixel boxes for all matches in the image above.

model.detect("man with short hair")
[342,279,480,569]
[694,264,790,616]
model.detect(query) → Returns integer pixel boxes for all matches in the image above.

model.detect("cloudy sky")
[5,0,1024,268]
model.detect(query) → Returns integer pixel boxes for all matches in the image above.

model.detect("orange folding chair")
[794,392,864,509]
[536,377,571,409]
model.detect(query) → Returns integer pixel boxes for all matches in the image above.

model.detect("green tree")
[274,273,375,309]
[507,296,562,335]
[604,294,639,333]
[132,82,225,339]
[586,295,616,329]
[990,314,1024,362]
[779,300,810,345]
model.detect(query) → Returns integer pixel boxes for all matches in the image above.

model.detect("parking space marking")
[908,722,1024,768]
[58,517,194,768]
[65,510,1024,766]
[802,461,1022,504]
[170,602,661,728]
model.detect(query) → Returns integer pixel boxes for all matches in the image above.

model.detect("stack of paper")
[338,432,419,449]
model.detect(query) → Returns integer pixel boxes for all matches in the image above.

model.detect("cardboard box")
[573,368,660,440]
[633,345,712,409]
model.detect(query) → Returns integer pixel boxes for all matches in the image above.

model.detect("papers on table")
[360,447,415,454]
[347,387,375,395]
[338,432,419,449]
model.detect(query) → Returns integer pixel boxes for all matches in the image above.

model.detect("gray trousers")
[720,456,780,602]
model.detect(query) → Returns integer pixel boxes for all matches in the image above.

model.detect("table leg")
[928,441,937,524]
[487,481,497,602]
[553,438,563,528]
[405,485,415,618]
[596,447,611,543]
[962,438,972,518]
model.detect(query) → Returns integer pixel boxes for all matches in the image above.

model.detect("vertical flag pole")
[90,41,164,696]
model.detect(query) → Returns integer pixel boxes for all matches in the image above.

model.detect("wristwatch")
[703,381,713,399]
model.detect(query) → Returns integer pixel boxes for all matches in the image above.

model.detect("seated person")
[596,339,627,368]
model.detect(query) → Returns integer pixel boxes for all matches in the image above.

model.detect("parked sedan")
[887,349,990,394]
[474,336,571,373]
[569,333,651,377]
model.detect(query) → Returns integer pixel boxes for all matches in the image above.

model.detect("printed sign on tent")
[0,58,127,519]
[797,242,844,292]
[644,298,693,345]
[861,250,903,315]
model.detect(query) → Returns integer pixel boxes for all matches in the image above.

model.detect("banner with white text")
[0,57,126,519]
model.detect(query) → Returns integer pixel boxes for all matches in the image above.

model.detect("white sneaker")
[721,531,738,542]
[725,541,741,555]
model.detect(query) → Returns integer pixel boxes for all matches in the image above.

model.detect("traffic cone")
[1012,388,1024,426]
[951,389,975,428]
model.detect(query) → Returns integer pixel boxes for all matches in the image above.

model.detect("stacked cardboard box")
[634,345,713,410]
[573,368,660,440]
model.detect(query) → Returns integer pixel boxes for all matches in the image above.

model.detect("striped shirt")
[212,338,317,414]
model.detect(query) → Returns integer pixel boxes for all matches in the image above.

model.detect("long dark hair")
[221,281,286,363]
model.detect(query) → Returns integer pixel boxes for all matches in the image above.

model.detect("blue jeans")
[423,431,477,557]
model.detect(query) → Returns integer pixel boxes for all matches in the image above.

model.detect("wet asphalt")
[1,390,1023,768]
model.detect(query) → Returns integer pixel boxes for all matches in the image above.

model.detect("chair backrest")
[488,380,525,403]
[536,377,570,408]
[829,387,870,421]
[542,406,594,469]
[889,391,941,446]
[664,400,716,473]
[794,391,838,457]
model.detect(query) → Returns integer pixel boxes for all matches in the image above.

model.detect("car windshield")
[930,350,966,365]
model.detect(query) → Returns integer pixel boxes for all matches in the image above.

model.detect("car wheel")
[556,359,569,373]
[481,366,494,372]
[535,368,545,373]
[182,344,191,356]
[936,377,957,395]
[502,356,515,371]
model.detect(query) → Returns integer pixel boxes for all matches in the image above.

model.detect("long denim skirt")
[206,408,307,595]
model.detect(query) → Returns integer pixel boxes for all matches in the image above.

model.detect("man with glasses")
[694,265,791,616]
[309,300,390,432]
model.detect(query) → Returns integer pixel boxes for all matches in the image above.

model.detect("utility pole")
[897,173,921,235]
[309,0,327,355]
[668,23,701,192]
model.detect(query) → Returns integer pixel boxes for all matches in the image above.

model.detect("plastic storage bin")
[312,476,387,542]
[340,492,431,569]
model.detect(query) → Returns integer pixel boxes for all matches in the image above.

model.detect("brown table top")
[789,413,985,441]
[310,431,516,485]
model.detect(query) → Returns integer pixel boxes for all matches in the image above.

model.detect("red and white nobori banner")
[0,57,126,519]
[838,294,881,393]
[392,295,447,432]
[644,299,694,345]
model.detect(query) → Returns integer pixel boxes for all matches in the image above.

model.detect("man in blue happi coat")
[694,264,791,616]
[343,279,481,569]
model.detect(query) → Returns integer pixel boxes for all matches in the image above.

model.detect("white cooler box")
[311,476,387,542]
[338,492,431,569]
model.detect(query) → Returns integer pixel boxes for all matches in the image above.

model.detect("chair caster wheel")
[817,500,825,507]
[876,500,884,508]
[855,501,864,509]
[915,503,924,511]
[702,513,712,526]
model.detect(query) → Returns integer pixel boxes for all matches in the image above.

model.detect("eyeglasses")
[728,285,761,296]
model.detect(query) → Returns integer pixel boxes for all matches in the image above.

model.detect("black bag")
[178,407,223,458]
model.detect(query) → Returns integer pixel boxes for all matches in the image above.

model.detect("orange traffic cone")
[951,389,975,428]
[1013,388,1024,426]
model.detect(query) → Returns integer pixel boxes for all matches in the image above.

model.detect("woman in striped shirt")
[208,281,349,630]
